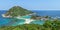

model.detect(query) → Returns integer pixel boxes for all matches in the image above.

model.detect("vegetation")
[31,15,37,19]
[0,20,60,30]
[44,16,51,18]
[30,15,52,20]
[5,6,33,17]
[2,6,60,30]
[31,15,41,20]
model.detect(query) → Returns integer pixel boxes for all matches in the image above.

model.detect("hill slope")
[5,6,33,17]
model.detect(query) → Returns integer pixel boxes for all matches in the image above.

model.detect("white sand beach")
[2,14,34,24]
[16,16,34,24]
[2,14,6,17]
[2,14,12,18]
[24,19,34,24]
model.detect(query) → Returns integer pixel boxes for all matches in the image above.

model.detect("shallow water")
[30,20,45,25]
[0,11,25,26]
[1,10,60,26]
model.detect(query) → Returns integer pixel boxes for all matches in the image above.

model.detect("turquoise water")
[0,11,25,26]
[30,20,45,25]
[11,19,25,26]
[21,16,31,19]
[0,18,12,26]
[0,10,45,26]
[1,10,60,26]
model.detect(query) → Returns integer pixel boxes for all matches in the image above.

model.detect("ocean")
[0,10,25,26]
[0,10,60,26]
[32,10,60,17]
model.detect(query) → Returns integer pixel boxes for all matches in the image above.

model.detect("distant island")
[2,6,54,21]
[2,6,33,17]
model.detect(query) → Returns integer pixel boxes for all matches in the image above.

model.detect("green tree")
[5,6,33,17]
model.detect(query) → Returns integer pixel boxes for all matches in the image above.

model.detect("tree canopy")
[5,6,33,17]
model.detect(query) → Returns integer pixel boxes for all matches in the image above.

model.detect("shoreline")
[2,14,12,18]
[2,14,60,24]
[2,14,34,24]
[16,16,34,24]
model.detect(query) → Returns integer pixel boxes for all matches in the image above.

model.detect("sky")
[0,0,60,10]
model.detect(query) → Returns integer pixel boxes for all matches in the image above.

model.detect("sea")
[0,10,60,26]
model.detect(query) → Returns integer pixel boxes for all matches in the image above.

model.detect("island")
[1,6,38,24]
[2,6,33,17]
[1,6,60,30]
[2,6,52,21]
[2,6,54,25]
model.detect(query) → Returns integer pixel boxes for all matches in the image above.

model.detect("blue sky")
[0,0,60,10]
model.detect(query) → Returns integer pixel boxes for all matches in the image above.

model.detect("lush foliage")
[44,16,51,18]
[31,15,37,19]
[5,6,33,17]
[31,15,41,20]
[0,20,60,30]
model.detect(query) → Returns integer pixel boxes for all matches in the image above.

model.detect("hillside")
[4,6,33,17]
